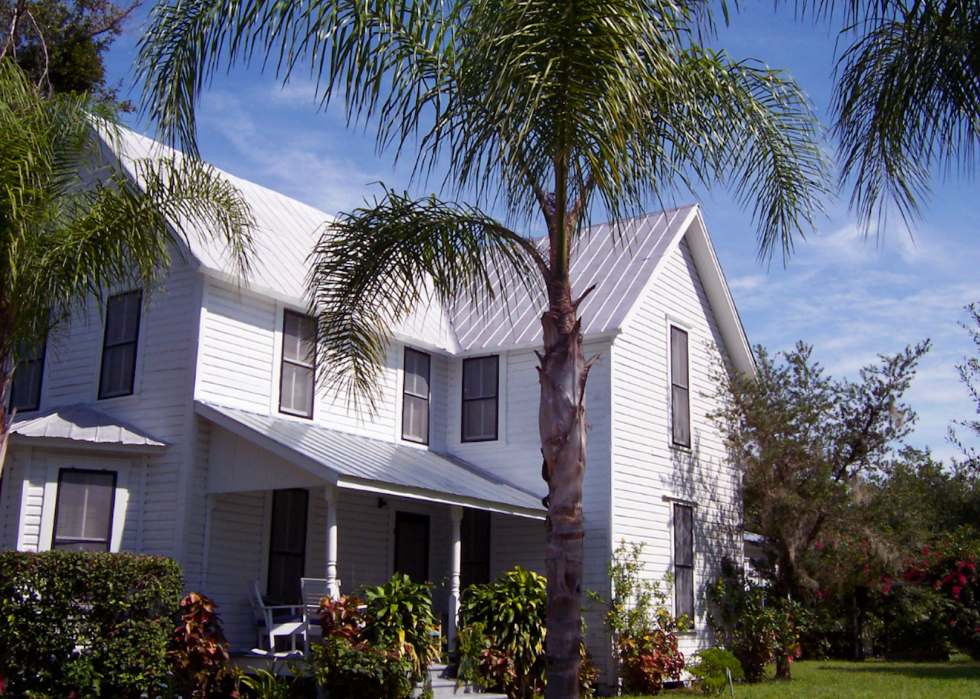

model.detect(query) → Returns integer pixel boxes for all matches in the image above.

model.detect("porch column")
[448,505,463,651]
[325,485,340,600]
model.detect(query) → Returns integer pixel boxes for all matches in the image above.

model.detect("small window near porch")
[99,290,142,399]
[280,311,317,418]
[462,355,498,442]
[461,508,491,589]
[402,348,430,444]
[673,503,694,625]
[52,469,116,551]
[267,489,309,605]
[10,338,46,412]
[670,326,691,447]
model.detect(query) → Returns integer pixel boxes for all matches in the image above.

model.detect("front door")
[267,488,308,604]
[394,512,430,584]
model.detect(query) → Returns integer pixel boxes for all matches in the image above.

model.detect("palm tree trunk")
[539,281,590,699]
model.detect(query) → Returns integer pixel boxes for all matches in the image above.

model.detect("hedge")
[0,550,184,698]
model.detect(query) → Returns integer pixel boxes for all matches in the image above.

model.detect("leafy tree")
[0,0,137,105]
[0,59,253,464]
[714,341,928,678]
[136,1,830,694]
[951,303,980,470]
[790,0,980,225]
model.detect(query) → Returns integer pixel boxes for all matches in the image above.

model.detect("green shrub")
[706,558,803,682]
[688,648,744,694]
[361,573,440,688]
[0,550,183,698]
[458,567,547,699]
[591,542,687,695]
[240,662,316,699]
[169,592,237,698]
[310,636,413,699]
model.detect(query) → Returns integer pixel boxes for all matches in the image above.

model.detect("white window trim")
[93,289,148,404]
[669,500,697,629]
[38,455,132,553]
[665,315,693,451]
[271,301,319,422]
[450,351,507,447]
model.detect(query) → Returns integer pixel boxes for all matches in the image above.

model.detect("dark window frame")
[266,488,309,605]
[98,290,143,400]
[51,468,117,552]
[394,511,431,585]
[278,310,317,419]
[461,355,499,443]
[402,347,431,445]
[9,338,47,413]
[673,503,695,627]
[670,325,691,448]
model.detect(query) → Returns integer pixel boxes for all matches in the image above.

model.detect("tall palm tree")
[0,59,254,466]
[816,0,980,225]
[137,1,828,695]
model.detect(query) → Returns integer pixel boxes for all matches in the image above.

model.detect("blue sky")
[103,3,980,463]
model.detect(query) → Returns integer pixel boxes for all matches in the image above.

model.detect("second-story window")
[99,290,142,399]
[280,311,316,418]
[402,348,430,444]
[670,326,691,447]
[462,355,498,442]
[10,338,46,412]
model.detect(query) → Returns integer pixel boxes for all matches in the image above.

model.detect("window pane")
[283,312,316,365]
[100,344,136,398]
[106,292,141,345]
[280,363,314,416]
[675,566,694,621]
[403,394,429,443]
[671,327,688,389]
[463,397,497,441]
[54,471,114,549]
[463,357,497,399]
[404,349,430,398]
[674,504,694,566]
[672,385,690,446]
[10,360,42,411]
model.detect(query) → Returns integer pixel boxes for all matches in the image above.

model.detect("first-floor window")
[267,489,309,605]
[52,469,116,551]
[673,503,694,624]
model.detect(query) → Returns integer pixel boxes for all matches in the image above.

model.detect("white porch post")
[448,505,463,652]
[325,485,340,600]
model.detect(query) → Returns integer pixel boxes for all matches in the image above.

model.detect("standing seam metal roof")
[10,404,169,447]
[196,401,545,517]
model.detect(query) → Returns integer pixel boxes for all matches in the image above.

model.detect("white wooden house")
[0,129,750,686]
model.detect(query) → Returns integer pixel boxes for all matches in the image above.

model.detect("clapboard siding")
[205,491,268,649]
[490,514,544,576]
[183,418,212,589]
[611,237,742,654]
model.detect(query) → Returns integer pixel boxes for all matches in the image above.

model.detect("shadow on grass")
[815,658,980,682]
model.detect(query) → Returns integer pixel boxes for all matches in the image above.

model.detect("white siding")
[489,513,544,577]
[204,491,268,650]
[611,237,743,656]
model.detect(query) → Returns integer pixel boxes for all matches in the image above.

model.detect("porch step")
[422,664,508,699]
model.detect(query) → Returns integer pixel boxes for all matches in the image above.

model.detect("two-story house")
[0,128,751,685]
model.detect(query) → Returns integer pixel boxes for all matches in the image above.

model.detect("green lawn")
[664,656,980,699]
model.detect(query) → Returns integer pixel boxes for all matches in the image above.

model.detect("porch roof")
[9,403,169,451]
[196,401,546,519]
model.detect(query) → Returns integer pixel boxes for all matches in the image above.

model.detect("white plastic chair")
[247,580,305,655]
[300,577,329,655]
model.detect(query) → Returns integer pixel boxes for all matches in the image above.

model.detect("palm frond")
[833,0,980,228]
[307,189,542,408]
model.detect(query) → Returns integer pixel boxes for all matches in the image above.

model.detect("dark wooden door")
[394,512,430,584]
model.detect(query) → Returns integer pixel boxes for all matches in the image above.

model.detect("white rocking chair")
[300,577,330,656]
[247,580,305,655]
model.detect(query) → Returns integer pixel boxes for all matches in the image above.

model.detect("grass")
[663,655,980,699]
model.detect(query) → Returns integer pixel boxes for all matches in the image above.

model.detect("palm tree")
[0,59,254,465]
[137,1,828,695]
[816,0,980,225]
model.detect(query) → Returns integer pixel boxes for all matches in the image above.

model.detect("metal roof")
[449,206,697,351]
[10,404,169,448]
[196,401,545,518]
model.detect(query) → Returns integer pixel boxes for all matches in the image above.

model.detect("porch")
[194,402,546,652]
